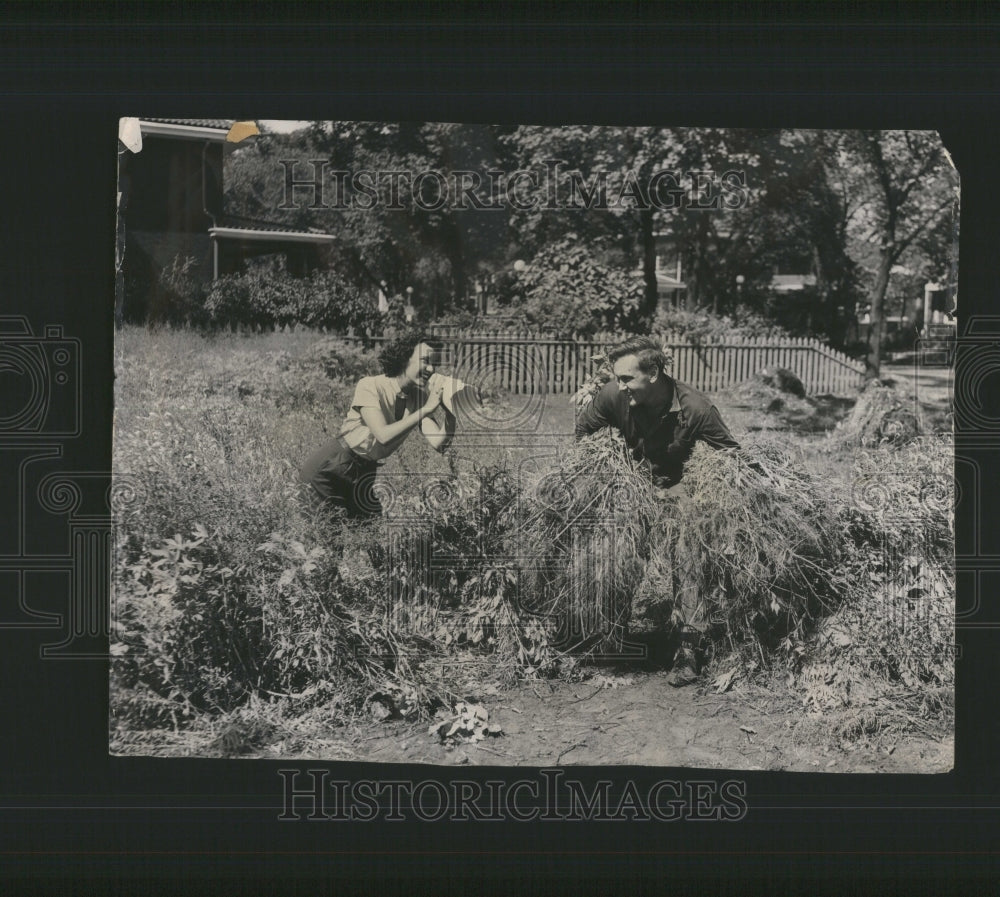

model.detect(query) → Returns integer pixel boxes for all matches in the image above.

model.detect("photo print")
[111,119,957,772]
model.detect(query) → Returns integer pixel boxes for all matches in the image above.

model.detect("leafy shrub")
[375,458,559,682]
[300,336,381,384]
[203,265,386,336]
[653,305,796,345]
[157,255,209,327]
[112,328,561,734]
[506,235,646,337]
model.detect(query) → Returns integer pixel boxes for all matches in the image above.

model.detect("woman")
[299,332,461,518]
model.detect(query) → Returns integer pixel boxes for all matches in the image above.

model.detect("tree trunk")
[866,249,893,379]
[639,207,658,321]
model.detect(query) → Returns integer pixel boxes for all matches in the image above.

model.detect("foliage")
[653,306,796,345]
[112,327,955,753]
[112,328,561,736]
[156,255,209,327]
[834,130,959,373]
[507,235,646,337]
[802,435,954,712]
[223,122,516,313]
[300,335,382,384]
[215,125,957,356]
[203,264,389,338]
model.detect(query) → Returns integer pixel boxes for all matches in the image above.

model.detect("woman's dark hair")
[378,330,443,376]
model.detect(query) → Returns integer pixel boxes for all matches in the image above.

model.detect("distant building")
[769,273,818,292]
[652,234,687,306]
[118,118,336,323]
[652,233,819,307]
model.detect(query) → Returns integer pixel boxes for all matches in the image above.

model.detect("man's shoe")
[666,645,701,687]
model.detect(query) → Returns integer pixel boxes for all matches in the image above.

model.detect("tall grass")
[112,327,556,737]
[113,328,380,727]
[113,327,954,749]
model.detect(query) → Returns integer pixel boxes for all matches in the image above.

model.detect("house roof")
[139,118,235,142]
[209,215,336,244]
[655,271,686,290]
[142,118,234,130]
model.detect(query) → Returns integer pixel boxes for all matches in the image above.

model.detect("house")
[770,273,818,292]
[652,233,687,306]
[117,118,337,324]
[652,232,821,308]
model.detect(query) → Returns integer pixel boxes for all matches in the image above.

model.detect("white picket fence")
[418,327,866,396]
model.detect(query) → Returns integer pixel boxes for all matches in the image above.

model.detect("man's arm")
[695,405,740,450]
[574,382,620,439]
[661,404,739,466]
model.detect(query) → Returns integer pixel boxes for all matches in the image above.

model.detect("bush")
[157,255,209,327]
[112,328,561,733]
[299,336,381,384]
[799,435,954,720]
[652,305,796,345]
[507,235,646,337]
[203,265,384,336]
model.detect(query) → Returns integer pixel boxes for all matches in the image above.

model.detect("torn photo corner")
[111,120,957,775]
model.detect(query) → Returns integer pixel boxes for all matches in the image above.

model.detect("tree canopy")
[221,124,958,369]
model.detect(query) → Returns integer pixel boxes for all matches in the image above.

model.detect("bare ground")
[228,670,951,772]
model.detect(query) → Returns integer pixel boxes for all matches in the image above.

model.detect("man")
[574,336,739,686]
[300,332,461,518]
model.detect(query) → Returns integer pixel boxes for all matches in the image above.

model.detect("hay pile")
[517,431,654,653]
[518,431,845,666]
[835,378,920,447]
[722,367,812,416]
[792,434,954,738]
[819,437,953,686]
[655,440,844,661]
[755,366,806,398]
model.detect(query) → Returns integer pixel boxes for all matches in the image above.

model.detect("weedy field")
[111,327,954,770]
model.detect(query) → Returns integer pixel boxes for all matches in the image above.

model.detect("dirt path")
[881,361,953,431]
[330,672,952,773]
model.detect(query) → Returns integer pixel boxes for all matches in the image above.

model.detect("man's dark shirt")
[575,377,739,486]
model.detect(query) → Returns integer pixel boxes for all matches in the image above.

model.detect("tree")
[224,121,518,316]
[502,125,767,324]
[838,131,958,376]
[508,234,645,337]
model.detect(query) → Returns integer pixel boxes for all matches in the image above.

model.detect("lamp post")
[735,274,745,304]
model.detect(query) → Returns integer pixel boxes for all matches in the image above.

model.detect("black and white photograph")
[111,118,958,773]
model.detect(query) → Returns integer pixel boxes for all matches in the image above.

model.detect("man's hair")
[378,330,443,377]
[607,336,670,376]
